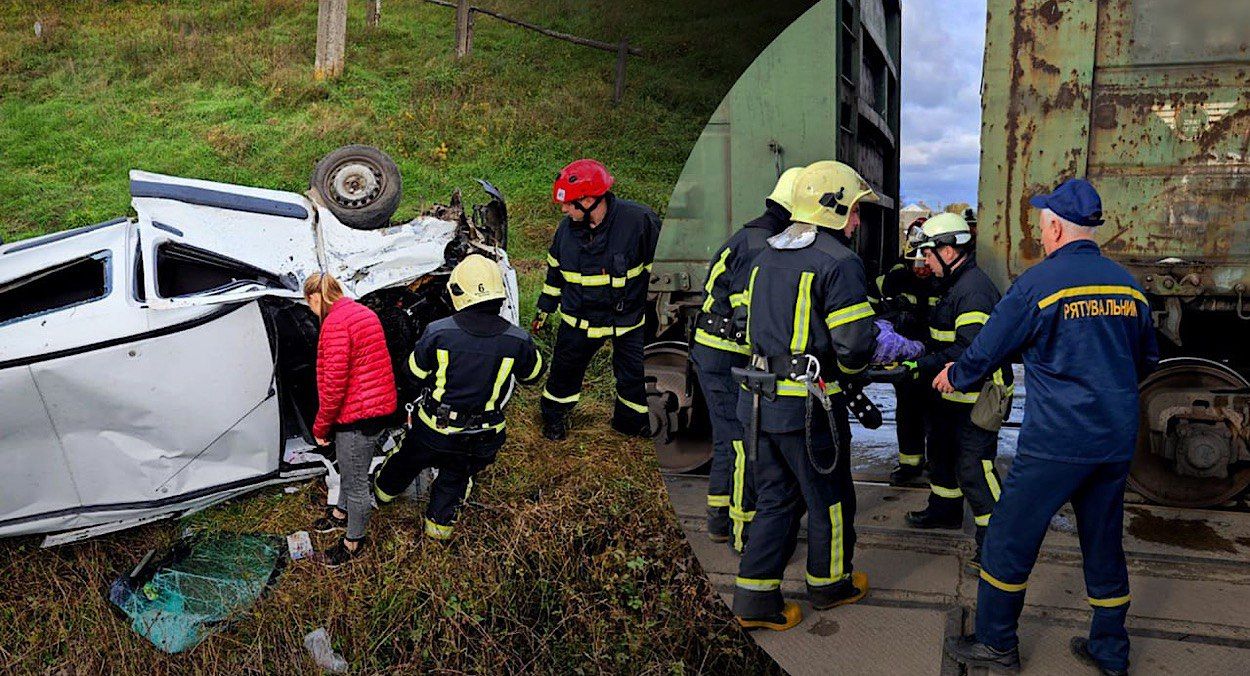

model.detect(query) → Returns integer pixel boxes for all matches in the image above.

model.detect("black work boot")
[1070,636,1128,676]
[707,507,731,543]
[944,634,1021,673]
[736,601,803,632]
[905,509,963,530]
[611,417,653,438]
[542,414,568,441]
[810,571,870,610]
[890,462,924,485]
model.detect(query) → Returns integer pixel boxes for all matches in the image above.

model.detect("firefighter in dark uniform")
[941,179,1158,675]
[873,218,934,484]
[692,167,803,553]
[534,159,662,440]
[374,255,546,540]
[899,213,1012,572]
[731,161,881,631]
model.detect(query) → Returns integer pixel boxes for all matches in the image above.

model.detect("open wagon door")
[130,170,319,309]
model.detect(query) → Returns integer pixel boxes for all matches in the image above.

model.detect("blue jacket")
[948,240,1158,463]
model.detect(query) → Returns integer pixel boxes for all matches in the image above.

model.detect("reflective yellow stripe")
[955,311,990,328]
[980,569,1027,592]
[771,379,842,397]
[838,361,867,375]
[931,484,963,499]
[408,353,430,379]
[929,296,940,306]
[729,507,755,522]
[875,274,887,295]
[541,283,562,297]
[825,301,875,329]
[693,328,750,355]
[974,513,992,527]
[559,312,645,338]
[523,352,545,382]
[1089,594,1131,608]
[745,267,760,345]
[899,453,922,466]
[484,357,515,412]
[983,460,1001,501]
[417,408,505,435]
[546,253,560,268]
[432,349,450,400]
[424,518,453,540]
[542,388,580,404]
[702,249,732,312]
[1037,285,1147,309]
[731,440,746,516]
[732,519,746,552]
[830,502,844,580]
[901,293,918,304]
[930,327,956,342]
[560,263,651,288]
[707,494,730,508]
[617,394,648,414]
[729,291,748,308]
[942,391,980,404]
[790,272,815,353]
[375,482,399,503]
[735,577,781,592]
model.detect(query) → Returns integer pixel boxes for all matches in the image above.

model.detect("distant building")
[898,201,932,252]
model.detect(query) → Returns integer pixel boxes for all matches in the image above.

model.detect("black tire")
[311,145,403,230]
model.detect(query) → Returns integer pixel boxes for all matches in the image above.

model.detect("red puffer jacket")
[312,297,397,439]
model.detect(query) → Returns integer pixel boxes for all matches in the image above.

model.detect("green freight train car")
[979,0,1250,507]
[646,0,902,472]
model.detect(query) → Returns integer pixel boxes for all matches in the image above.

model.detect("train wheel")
[645,342,712,473]
[1129,357,1250,508]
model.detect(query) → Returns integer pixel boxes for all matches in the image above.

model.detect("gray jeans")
[335,428,382,540]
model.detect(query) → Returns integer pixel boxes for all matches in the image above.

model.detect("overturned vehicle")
[0,146,516,545]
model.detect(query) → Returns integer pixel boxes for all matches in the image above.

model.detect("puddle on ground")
[808,617,840,637]
[1126,507,1238,553]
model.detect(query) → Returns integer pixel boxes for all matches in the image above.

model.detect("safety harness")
[405,391,506,457]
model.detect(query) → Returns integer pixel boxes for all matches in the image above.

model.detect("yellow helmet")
[790,161,879,230]
[447,254,506,311]
[766,166,805,212]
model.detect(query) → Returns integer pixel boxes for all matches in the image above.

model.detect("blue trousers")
[976,453,1132,671]
[690,343,754,550]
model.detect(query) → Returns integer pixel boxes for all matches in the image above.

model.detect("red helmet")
[552,159,614,204]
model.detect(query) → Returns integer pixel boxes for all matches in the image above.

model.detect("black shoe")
[944,634,1021,673]
[542,416,567,441]
[810,571,870,610]
[611,418,653,438]
[312,508,348,533]
[905,509,963,530]
[707,507,730,543]
[890,463,924,485]
[1070,637,1128,675]
[736,601,803,631]
[320,537,366,568]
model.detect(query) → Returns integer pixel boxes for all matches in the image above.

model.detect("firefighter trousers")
[976,455,1132,672]
[374,429,493,540]
[732,406,856,618]
[691,342,754,551]
[894,377,928,468]
[923,400,1002,525]
[541,322,648,432]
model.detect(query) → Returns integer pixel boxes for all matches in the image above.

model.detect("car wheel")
[311,145,403,230]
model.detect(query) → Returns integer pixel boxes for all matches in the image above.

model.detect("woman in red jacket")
[304,272,397,567]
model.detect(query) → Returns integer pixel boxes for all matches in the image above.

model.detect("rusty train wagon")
[980,0,1250,507]
[646,0,902,473]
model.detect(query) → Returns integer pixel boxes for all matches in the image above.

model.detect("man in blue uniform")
[939,179,1158,675]
[374,255,546,540]
[731,161,883,631]
[534,159,662,441]
[692,167,803,552]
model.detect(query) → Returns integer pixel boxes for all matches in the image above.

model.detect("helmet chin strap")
[572,194,605,225]
[938,246,968,280]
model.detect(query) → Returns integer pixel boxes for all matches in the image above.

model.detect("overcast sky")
[899,0,986,209]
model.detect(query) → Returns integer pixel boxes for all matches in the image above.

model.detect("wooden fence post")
[315,0,349,80]
[455,0,472,58]
[613,39,628,106]
[367,0,381,27]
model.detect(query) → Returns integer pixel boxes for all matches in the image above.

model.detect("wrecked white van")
[0,146,517,544]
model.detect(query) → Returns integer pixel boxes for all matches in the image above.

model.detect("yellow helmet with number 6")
[789,161,879,230]
[766,166,806,212]
[448,254,507,311]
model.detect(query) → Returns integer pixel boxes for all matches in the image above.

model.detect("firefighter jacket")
[537,193,661,337]
[738,229,879,432]
[874,258,934,341]
[405,305,546,453]
[917,257,1014,404]
[694,200,791,355]
[948,240,1159,463]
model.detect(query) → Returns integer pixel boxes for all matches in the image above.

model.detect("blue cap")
[1028,178,1104,227]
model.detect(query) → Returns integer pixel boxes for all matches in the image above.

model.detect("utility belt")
[692,310,749,355]
[406,393,505,437]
